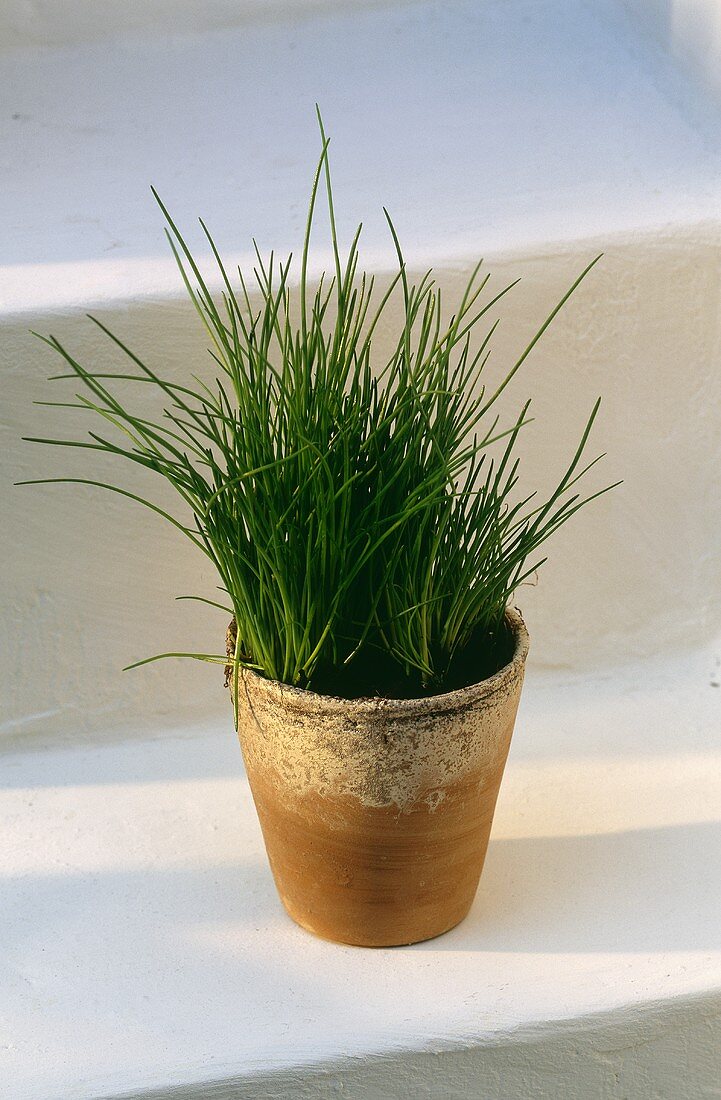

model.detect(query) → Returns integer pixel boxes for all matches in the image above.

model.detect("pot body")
[234,608,529,946]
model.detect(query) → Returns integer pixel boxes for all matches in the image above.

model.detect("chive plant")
[23,116,618,699]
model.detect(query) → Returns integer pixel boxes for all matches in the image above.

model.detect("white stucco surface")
[3,0,721,1096]
[3,645,721,1099]
[2,0,721,316]
[622,0,721,103]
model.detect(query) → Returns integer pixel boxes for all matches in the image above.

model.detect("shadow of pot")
[233,607,529,947]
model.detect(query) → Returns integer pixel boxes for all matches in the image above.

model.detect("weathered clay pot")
[233,607,529,947]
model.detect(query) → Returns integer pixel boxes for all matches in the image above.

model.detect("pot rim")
[239,605,529,719]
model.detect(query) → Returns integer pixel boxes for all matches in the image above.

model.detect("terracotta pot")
[232,607,529,947]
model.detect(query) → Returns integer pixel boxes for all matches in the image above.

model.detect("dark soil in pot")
[226,617,515,701]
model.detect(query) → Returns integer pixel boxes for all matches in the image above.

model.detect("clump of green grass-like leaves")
[22,114,618,704]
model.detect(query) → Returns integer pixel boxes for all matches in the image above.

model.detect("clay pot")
[233,607,529,947]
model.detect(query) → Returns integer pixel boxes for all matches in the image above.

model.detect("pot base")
[284,902,474,948]
[248,749,502,948]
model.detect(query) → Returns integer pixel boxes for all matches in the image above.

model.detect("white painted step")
[3,646,721,1098]
[2,0,721,316]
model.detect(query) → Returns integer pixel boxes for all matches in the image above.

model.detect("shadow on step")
[416,820,721,954]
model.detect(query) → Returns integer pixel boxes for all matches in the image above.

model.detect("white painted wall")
[623,0,721,101]
[0,0,411,49]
